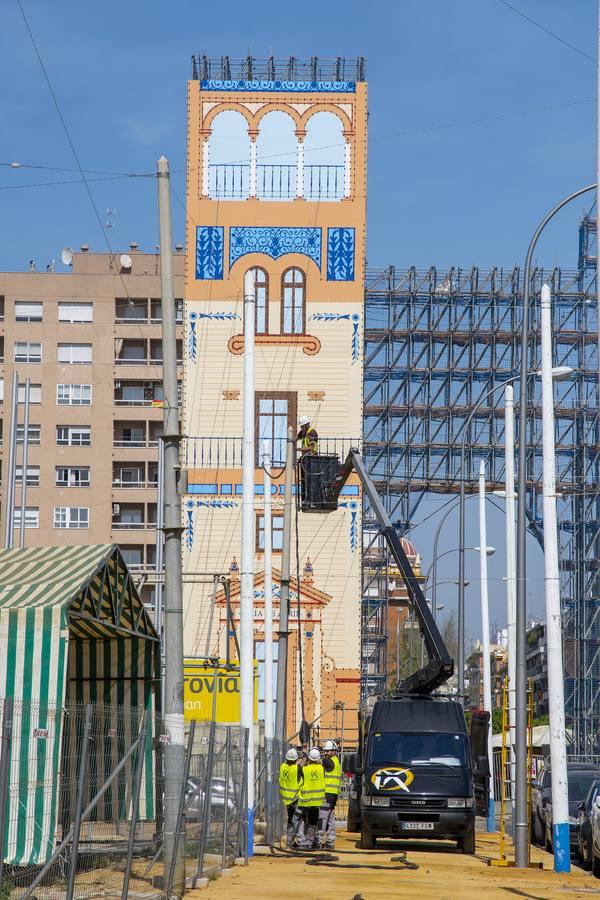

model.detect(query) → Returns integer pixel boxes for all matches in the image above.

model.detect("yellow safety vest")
[301,428,319,453]
[279,762,302,805]
[324,755,342,796]
[299,763,326,808]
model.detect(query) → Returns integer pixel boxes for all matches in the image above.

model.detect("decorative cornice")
[228,333,320,356]
[200,79,356,93]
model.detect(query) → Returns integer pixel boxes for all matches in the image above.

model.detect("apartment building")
[0,246,184,608]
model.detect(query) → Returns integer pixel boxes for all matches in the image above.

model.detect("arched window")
[245,267,268,334]
[281,268,306,335]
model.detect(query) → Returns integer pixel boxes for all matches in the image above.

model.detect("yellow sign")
[183,658,258,723]
[370,767,415,793]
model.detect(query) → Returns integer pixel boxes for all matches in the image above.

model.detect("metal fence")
[0,698,250,898]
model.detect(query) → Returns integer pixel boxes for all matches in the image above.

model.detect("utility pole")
[540,283,570,872]
[504,385,517,814]
[157,155,185,895]
[4,372,18,549]
[275,427,294,745]
[18,378,30,549]
[478,461,495,833]
[240,268,256,854]
[263,442,274,746]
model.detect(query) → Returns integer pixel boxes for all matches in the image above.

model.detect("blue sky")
[2,0,596,642]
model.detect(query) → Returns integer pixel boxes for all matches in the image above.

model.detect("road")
[190,829,597,899]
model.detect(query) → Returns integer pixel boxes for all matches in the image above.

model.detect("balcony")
[209,163,346,201]
[114,339,183,366]
[115,298,184,325]
[114,380,175,407]
[183,435,361,468]
[113,462,159,488]
[112,502,157,530]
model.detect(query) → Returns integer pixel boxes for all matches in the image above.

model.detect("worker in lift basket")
[319,740,342,849]
[279,747,305,848]
[298,747,326,850]
[297,416,319,454]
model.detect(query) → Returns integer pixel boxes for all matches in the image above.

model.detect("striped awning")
[0,545,159,867]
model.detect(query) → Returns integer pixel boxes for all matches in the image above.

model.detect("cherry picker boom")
[300,448,454,695]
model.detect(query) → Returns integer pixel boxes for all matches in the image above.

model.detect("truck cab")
[346,696,486,853]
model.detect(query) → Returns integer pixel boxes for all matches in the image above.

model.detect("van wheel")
[360,828,375,850]
[458,829,476,854]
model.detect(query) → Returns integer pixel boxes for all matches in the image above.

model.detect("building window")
[15,301,42,322]
[121,545,144,568]
[246,267,268,334]
[57,384,92,405]
[56,466,91,487]
[58,343,92,364]
[56,425,91,447]
[15,466,40,487]
[14,341,42,363]
[14,507,39,529]
[255,391,297,466]
[281,268,305,335]
[17,424,40,445]
[256,511,284,552]
[17,384,41,404]
[54,507,89,529]
[58,302,93,323]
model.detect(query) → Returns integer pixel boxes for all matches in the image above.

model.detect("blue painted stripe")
[188,484,219,494]
[552,821,571,872]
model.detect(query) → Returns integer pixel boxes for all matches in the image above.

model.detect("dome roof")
[400,537,417,558]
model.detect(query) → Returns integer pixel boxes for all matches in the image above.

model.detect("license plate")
[401,822,435,830]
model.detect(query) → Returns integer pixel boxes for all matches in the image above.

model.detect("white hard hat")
[308,747,321,762]
[298,416,311,427]
[323,740,337,752]
[286,747,299,762]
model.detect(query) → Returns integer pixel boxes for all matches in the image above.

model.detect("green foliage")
[491,707,503,734]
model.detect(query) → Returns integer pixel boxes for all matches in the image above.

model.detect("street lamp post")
[514,183,594,868]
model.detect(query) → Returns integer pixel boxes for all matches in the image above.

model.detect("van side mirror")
[475,755,490,777]
[343,752,357,775]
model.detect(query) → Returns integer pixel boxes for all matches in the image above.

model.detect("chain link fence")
[0,698,250,898]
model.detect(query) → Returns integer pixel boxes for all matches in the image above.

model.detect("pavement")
[189,829,600,900]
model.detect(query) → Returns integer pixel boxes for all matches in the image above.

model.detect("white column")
[202,138,210,197]
[296,138,304,198]
[262,442,274,743]
[504,385,517,810]
[241,269,256,853]
[344,142,351,197]
[540,282,570,872]
[249,140,257,197]
[479,460,495,832]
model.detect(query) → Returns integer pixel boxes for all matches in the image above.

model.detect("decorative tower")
[183,55,367,741]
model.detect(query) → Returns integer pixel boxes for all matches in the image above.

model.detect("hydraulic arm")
[329,449,454,694]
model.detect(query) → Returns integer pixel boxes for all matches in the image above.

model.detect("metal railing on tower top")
[191,55,366,83]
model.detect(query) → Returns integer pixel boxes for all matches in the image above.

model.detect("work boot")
[303,825,317,850]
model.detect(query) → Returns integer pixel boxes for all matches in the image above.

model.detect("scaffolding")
[362,239,600,752]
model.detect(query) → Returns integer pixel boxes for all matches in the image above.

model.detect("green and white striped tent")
[0,544,160,867]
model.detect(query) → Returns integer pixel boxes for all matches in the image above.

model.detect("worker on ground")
[319,739,342,849]
[298,746,326,850]
[297,416,319,455]
[279,747,304,848]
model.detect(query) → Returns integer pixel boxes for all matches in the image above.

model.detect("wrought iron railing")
[208,163,345,201]
[192,55,366,83]
[184,435,361,468]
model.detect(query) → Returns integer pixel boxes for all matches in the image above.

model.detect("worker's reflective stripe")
[279,762,301,804]
[299,763,325,807]
[302,428,319,451]
[324,756,342,795]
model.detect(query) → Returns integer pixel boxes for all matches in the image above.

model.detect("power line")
[0,174,151,191]
[15,0,134,299]
[495,0,596,63]
[0,160,153,177]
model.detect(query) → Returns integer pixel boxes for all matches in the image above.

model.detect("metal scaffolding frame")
[362,228,600,752]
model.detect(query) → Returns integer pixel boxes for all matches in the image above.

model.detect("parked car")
[576,778,600,869]
[185,775,236,821]
[544,763,600,854]
[530,767,552,845]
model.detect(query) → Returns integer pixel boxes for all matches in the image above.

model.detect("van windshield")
[369,732,468,768]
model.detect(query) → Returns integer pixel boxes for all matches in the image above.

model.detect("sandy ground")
[189,829,600,900]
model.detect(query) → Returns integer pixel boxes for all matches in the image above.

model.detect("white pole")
[540,282,570,872]
[263,442,274,742]
[479,460,495,832]
[241,269,256,854]
[504,385,517,810]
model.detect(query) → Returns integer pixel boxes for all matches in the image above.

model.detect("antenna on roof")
[61,248,73,267]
